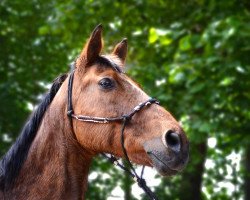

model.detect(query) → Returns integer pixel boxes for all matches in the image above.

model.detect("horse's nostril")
[165,131,181,153]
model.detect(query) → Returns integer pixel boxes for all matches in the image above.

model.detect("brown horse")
[0,25,189,200]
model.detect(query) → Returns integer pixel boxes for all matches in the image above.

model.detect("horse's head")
[70,25,189,176]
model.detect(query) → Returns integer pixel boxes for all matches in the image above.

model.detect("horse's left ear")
[78,24,103,67]
[112,38,127,64]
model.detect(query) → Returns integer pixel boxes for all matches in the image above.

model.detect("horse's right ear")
[112,38,127,64]
[78,24,103,67]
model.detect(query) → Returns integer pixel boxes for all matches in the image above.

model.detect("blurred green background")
[1,0,250,199]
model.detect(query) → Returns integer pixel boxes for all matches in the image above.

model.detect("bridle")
[67,63,159,200]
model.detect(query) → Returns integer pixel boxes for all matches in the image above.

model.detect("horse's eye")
[98,78,115,90]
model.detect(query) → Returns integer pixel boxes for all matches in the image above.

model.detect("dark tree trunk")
[244,146,250,200]
[179,141,207,200]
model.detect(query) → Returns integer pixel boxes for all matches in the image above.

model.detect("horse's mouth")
[143,137,189,176]
[126,151,181,176]
[146,151,179,176]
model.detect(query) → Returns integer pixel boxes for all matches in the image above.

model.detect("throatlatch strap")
[67,70,75,117]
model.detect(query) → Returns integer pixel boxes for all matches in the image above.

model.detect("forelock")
[97,55,124,73]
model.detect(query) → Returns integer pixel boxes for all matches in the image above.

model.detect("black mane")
[0,56,121,191]
[0,74,68,191]
[98,56,123,73]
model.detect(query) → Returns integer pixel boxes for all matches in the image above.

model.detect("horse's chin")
[124,152,175,176]
[129,152,179,176]
[146,152,179,176]
[143,137,188,176]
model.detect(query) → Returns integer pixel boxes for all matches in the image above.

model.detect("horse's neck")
[9,88,92,200]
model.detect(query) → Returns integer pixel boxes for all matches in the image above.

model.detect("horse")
[0,24,189,200]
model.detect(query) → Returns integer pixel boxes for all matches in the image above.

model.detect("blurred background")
[0,0,250,199]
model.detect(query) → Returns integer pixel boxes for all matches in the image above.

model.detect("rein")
[67,69,159,200]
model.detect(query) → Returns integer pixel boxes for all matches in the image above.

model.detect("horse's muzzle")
[143,135,189,176]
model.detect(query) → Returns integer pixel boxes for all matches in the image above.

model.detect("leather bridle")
[67,64,159,200]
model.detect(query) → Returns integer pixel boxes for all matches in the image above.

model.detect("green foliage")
[1,0,250,199]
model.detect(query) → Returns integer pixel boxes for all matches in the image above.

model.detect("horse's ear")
[112,38,127,64]
[78,24,103,67]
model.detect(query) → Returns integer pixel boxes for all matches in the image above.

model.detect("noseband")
[67,69,159,200]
